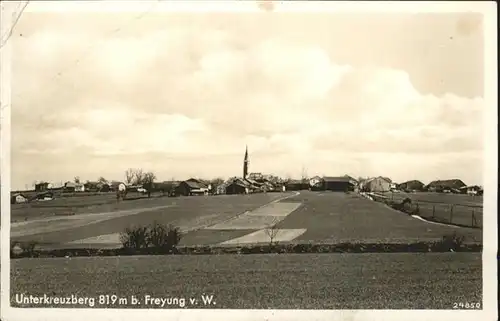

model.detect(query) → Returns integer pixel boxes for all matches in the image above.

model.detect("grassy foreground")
[11,253,482,309]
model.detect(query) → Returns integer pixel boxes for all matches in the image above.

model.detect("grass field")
[10,253,482,309]
[274,192,482,243]
[10,191,483,250]
[11,192,159,223]
[11,193,294,246]
[381,192,483,228]
[387,192,483,207]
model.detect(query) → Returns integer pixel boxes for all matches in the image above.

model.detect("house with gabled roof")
[176,178,209,196]
[425,179,466,192]
[361,176,392,193]
[323,176,355,192]
[11,193,28,204]
[398,180,425,192]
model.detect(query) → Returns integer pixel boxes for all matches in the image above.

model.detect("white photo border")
[1,1,497,321]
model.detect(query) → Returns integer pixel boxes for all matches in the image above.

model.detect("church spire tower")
[243,145,249,179]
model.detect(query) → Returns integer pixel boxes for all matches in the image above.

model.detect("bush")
[147,222,182,252]
[435,232,466,251]
[120,226,149,250]
[10,241,21,255]
[20,241,38,255]
[120,223,183,253]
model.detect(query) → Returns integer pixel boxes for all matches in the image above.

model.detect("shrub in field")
[20,241,38,256]
[147,222,182,253]
[10,241,21,256]
[121,223,183,253]
[435,232,466,251]
[264,218,281,246]
[120,226,150,250]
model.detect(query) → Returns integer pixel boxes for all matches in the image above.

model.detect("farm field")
[274,192,482,244]
[11,191,482,250]
[10,253,482,309]
[11,193,295,247]
[381,192,483,228]
[11,192,161,223]
[384,191,483,207]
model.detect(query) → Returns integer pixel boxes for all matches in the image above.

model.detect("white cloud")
[10,13,485,189]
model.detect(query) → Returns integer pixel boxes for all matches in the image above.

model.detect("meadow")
[11,192,294,246]
[11,192,155,223]
[274,192,481,244]
[9,191,483,310]
[381,191,483,228]
[10,253,482,309]
[11,191,482,251]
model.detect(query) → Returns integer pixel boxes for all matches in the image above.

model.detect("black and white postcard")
[1,1,497,321]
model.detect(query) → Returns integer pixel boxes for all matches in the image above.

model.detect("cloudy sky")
[10,8,485,190]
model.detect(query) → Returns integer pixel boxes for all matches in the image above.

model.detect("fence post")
[449,204,454,223]
[432,205,435,218]
[471,209,475,227]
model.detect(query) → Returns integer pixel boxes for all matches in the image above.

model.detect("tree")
[74,176,80,184]
[125,168,135,185]
[142,172,156,198]
[133,169,145,186]
[264,218,281,246]
[209,177,224,193]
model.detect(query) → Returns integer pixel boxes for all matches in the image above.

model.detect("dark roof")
[323,176,351,183]
[227,181,248,188]
[245,178,263,186]
[343,175,358,182]
[12,193,27,198]
[183,179,207,189]
[427,179,466,189]
[35,191,54,199]
[399,180,424,187]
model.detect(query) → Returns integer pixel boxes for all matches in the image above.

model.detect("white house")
[309,176,323,188]
[11,193,28,204]
[118,183,127,192]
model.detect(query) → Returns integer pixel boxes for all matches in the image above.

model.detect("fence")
[409,201,482,228]
[369,192,483,229]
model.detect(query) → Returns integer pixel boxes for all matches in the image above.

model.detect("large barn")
[425,179,466,192]
[323,177,354,192]
[362,177,392,193]
[225,178,250,195]
[176,178,209,196]
[398,180,425,191]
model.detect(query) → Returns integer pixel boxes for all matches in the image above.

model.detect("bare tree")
[133,169,145,186]
[301,166,309,186]
[209,177,224,194]
[125,169,135,185]
[142,172,157,198]
[264,218,281,246]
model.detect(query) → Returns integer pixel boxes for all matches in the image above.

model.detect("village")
[10,146,484,205]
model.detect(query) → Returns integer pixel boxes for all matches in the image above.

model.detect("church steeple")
[243,145,249,179]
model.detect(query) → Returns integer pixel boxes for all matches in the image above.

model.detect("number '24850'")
[453,302,481,309]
